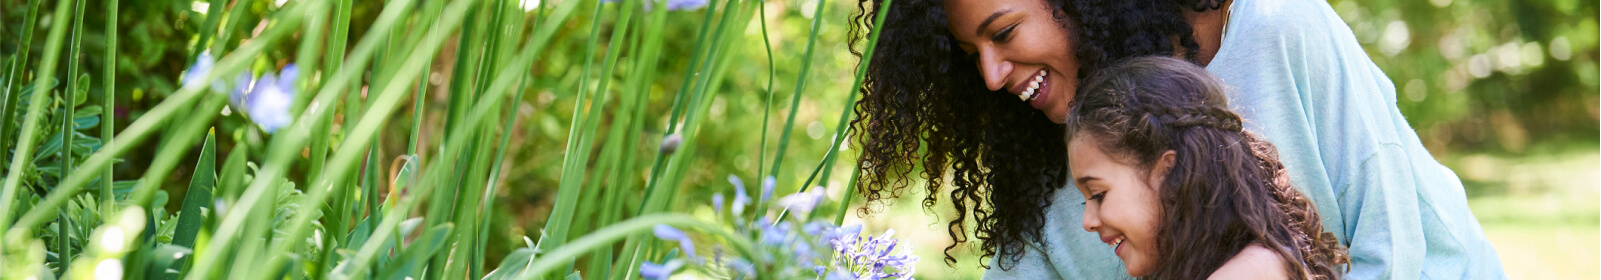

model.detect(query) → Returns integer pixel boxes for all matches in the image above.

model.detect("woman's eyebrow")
[975,9,1015,36]
[1075,176,1099,186]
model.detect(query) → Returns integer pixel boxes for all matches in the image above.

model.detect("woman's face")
[1068,132,1173,276]
[944,0,1081,123]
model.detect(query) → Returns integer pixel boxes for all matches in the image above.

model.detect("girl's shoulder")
[1207,243,1290,280]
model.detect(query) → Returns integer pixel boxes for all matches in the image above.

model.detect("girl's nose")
[1081,205,1101,232]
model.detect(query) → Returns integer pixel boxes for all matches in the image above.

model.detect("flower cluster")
[821,226,918,280]
[182,52,299,133]
[642,175,917,280]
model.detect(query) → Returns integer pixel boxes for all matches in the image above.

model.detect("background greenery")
[1,0,1594,278]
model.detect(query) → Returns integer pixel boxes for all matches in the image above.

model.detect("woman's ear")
[1148,150,1177,186]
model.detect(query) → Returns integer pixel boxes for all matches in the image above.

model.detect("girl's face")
[1067,132,1174,276]
[944,0,1081,123]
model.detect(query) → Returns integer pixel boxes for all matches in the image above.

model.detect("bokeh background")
[4,0,1594,278]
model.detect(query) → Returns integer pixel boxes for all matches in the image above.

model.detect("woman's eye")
[966,52,979,61]
[992,24,1016,43]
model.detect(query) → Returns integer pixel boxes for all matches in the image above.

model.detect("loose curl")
[1064,57,1348,279]
[845,0,1227,269]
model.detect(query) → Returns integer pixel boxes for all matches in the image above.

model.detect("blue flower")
[639,259,685,280]
[181,52,230,93]
[825,227,917,280]
[778,187,827,213]
[759,219,791,245]
[603,0,707,11]
[652,224,697,259]
[224,64,299,133]
[730,175,750,216]
[665,0,706,11]
[760,176,776,203]
[240,64,298,133]
[711,193,725,214]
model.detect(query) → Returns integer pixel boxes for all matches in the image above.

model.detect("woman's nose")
[977,48,1012,92]
[1081,206,1101,232]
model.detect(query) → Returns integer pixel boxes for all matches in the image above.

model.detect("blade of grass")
[542,0,640,263]
[0,0,41,167]
[170,129,217,256]
[187,0,226,60]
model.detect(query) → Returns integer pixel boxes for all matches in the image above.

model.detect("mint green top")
[982,0,1507,278]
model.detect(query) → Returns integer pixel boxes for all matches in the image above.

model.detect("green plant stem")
[0,0,84,244]
[756,0,777,178]
[101,0,118,217]
[768,0,831,179]
[57,0,87,264]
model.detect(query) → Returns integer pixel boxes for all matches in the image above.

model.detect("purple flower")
[245,65,297,132]
[728,258,756,277]
[639,259,684,280]
[778,187,827,213]
[605,0,707,11]
[730,175,749,216]
[652,224,697,259]
[665,0,706,11]
[760,176,776,203]
[181,52,229,93]
[711,193,725,214]
[758,218,791,245]
[228,64,299,133]
[825,226,916,280]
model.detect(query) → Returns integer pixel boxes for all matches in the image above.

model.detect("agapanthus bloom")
[777,187,826,214]
[640,259,685,280]
[826,227,918,280]
[181,52,230,93]
[229,64,299,133]
[729,175,750,216]
[653,224,697,259]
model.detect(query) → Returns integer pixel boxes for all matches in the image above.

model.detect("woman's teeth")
[1111,236,1125,250]
[1020,69,1047,101]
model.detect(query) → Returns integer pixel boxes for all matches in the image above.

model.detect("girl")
[843,0,1506,278]
[1064,57,1346,279]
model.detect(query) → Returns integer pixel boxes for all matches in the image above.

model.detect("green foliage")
[0,0,1590,279]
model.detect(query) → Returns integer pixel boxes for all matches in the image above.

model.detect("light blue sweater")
[982,0,1507,278]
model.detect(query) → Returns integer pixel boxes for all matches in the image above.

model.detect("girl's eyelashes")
[1081,191,1106,205]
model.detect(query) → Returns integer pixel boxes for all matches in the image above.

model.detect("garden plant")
[0,0,913,278]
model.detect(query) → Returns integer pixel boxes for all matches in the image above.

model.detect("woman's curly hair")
[1065,57,1348,279]
[845,0,1227,269]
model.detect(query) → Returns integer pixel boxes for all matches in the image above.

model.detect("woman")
[845,0,1507,278]
[1065,57,1346,279]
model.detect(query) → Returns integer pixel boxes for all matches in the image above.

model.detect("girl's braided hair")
[1064,57,1348,279]
[845,0,1228,269]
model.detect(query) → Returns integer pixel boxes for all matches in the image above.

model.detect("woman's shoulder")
[1207,243,1291,280]
[1225,0,1348,40]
